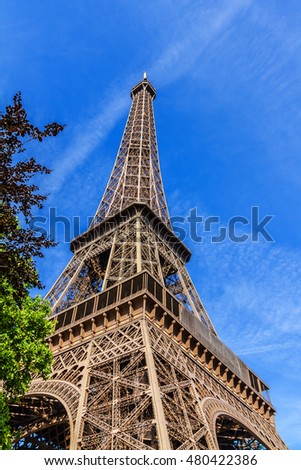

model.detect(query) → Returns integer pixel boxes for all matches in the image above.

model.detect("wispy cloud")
[45,88,129,195]
[235,341,296,356]
[192,240,301,361]
[150,0,252,86]
[43,0,253,195]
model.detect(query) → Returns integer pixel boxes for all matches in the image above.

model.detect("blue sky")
[1,0,301,450]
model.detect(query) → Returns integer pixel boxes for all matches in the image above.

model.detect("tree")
[0,281,54,448]
[0,92,64,448]
[0,92,64,299]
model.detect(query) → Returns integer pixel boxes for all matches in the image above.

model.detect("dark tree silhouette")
[0,92,65,299]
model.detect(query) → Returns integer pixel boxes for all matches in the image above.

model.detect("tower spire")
[44,76,216,331]
[91,75,170,228]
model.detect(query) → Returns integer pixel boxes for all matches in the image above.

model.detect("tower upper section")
[91,75,171,229]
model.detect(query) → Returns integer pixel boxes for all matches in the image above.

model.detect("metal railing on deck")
[52,271,180,332]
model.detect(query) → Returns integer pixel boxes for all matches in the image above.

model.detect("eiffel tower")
[11,75,287,450]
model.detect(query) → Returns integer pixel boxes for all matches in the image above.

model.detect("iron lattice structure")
[10,75,287,450]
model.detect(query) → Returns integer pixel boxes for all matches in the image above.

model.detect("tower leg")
[141,319,171,450]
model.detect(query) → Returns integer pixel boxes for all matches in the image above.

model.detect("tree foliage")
[0,92,65,299]
[0,280,55,448]
[0,392,11,450]
[0,92,64,449]
[0,281,54,398]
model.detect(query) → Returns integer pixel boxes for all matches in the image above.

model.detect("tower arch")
[215,414,267,450]
[201,397,273,450]
[11,379,80,449]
